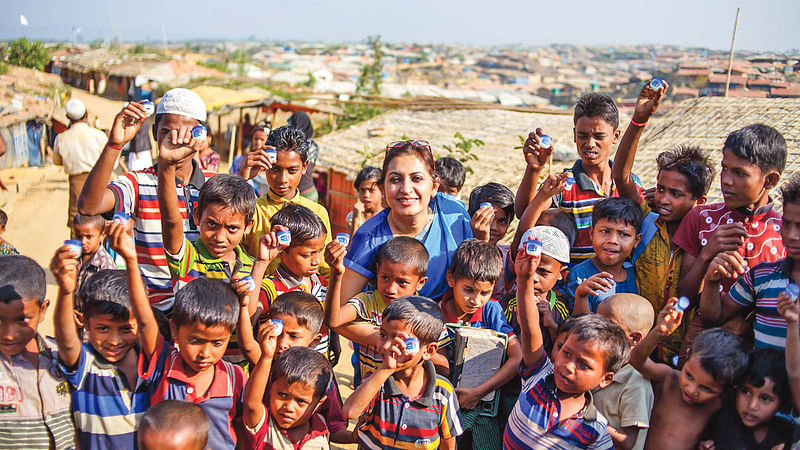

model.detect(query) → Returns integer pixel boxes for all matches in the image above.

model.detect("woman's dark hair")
[380,141,436,185]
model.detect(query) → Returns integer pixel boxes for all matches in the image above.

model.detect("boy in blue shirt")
[50,243,146,449]
[568,197,643,313]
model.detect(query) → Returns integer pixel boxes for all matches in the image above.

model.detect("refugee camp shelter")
[0,66,67,169]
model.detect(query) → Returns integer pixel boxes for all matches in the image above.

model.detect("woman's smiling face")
[382,153,438,218]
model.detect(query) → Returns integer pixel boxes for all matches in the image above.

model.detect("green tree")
[342,35,386,128]
[2,38,49,71]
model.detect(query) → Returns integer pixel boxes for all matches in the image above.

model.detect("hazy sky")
[2,0,798,52]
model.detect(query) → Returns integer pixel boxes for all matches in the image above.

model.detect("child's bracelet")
[107,143,123,151]
[630,118,648,127]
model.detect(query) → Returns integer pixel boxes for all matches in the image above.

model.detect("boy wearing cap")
[54,98,111,230]
[505,226,572,355]
[78,88,216,311]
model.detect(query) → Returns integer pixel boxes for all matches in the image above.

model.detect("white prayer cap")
[65,98,86,121]
[519,226,571,264]
[156,88,207,122]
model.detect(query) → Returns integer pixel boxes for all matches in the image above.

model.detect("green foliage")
[305,71,317,89]
[439,132,483,174]
[513,134,526,149]
[131,44,146,54]
[198,60,231,74]
[355,144,383,168]
[2,38,49,71]
[341,36,386,129]
[0,63,8,76]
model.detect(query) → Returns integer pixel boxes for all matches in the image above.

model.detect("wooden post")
[724,8,741,97]
[228,122,237,168]
[236,107,243,159]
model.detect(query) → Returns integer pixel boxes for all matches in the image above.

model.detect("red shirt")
[673,202,785,293]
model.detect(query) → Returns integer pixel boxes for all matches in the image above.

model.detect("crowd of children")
[0,81,798,450]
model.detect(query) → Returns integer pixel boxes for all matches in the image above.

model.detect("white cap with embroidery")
[156,88,207,122]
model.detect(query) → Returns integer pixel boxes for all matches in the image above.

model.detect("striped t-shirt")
[552,160,641,265]
[107,161,215,311]
[359,360,462,449]
[165,238,254,293]
[503,354,612,449]
[61,344,149,449]
[346,290,388,379]
[728,258,800,349]
[0,335,76,449]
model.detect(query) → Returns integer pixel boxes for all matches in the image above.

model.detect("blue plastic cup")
[539,134,552,148]
[265,148,277,163]
[276,230,292,246]
[240,275,256,292]
[336,232,350,246]
[140,100,155,115]
[787,283,800,301]
[404,337,420,355]
[649,78,665,90]
[64,239,82,256]
[480,202,493,210]
[526,238,542,257]
[270,318,284,336]
[191,125,207,141]
[673,296,691,312]
[113,211,130,223]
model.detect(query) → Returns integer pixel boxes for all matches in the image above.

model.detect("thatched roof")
[0,66,66,128]
[316,108,582,199]
[634,97,800,203]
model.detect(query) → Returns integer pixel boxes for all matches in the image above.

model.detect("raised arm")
[513,247,543,367]
[324,241,359,329]
[157,126,202,256]
[340,269,370,307]
[699,251,748,325]
[78,102,149,215]
[510,173,567,253]
[231,277,260,365]
[612,81,668,201]
[343,335,408,420]
[243,321,278,429]
[677,224,747,301]
[777,292,800,410]
[630,299,683,383]
[573,272,615,315]
[49,246,82,368]
[107,219,159,358]
[514,130,553,218]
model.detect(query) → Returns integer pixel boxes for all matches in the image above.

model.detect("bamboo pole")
[724,8,741,97]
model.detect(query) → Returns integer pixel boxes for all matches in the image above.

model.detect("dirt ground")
[0,90,357,449]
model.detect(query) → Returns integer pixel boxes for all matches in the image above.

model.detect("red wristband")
[107,143,123,151]
[630,118,648,127]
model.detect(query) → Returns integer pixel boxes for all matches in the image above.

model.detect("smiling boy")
[0,256,75,449]
[239,126,332,275]
[568,197,643,313]
[106,221,246,449]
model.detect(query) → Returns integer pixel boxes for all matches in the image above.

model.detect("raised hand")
[777,291,799,324]
[537,173,568,198]
[157,126,203,164]
[324,240,347,275]
[632,79,669,124]
[654,298,685,337]
[700,223,747,261]
[258,225,290,264]
[108,101,151,147]
[576,272,615,298]
[380,334,414,371]
[514,246,541,284]
[49,246,79,295]
[238,146,275,180]
[522,128,553,172]
[470,205,494,242]
[704,250,748,282]
[256,320,278,360]
[106,218,136,263]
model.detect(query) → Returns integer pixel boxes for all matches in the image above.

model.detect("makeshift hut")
[0,66,67,169]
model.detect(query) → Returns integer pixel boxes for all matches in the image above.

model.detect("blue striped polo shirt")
[503,354,612,449]
[61,344,148,450]
[358,360,463,449]
[728,258,800,349]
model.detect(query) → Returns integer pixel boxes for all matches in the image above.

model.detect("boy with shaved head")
[594,293,656,450]
[137,400,210,450]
